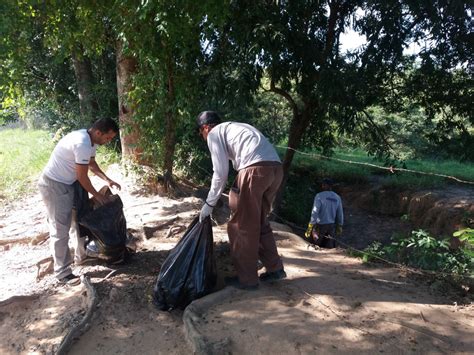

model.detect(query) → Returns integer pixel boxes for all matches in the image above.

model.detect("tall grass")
[333,147,474,184]
[0,128,121,206]
[0,128,54,204]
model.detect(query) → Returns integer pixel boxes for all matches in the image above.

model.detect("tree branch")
[270,78,299,117]
[361,109,394,151]
[322,0,341,65]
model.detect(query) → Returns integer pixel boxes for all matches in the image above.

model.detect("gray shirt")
[310,190,344,226]
[205,122,280,206]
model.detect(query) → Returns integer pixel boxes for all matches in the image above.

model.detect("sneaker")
[58,273,81,286]
[224,276,259,291]
[259,269,287,282]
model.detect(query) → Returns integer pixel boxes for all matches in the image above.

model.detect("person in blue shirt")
[305,178,344,248]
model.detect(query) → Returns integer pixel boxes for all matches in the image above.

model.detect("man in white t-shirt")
[38,118,121,285]
[197,111,286,290]
[305,178,344,248]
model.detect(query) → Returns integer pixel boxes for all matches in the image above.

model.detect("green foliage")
[360,230,473,278]
[1,0,472,188]
[453,228,474,261]
[111,0,229,174]
[0,1,117,131]
[453,228,474,244]
[278,143,474,227]
[0,127,120,206]
[95,141,122,168]
[0,128,54,204]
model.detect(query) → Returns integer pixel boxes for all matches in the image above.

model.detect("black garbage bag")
[153,216,217,311]
[78,194,128,263]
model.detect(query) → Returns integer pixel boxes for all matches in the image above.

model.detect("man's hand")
[107,179,121,191]
[336,225,343,236]
[199,203,213,223]
[305,223,313,239]
[93,193,109,206]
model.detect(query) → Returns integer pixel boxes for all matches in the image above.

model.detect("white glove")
[199,203,213,223]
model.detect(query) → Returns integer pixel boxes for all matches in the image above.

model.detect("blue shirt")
[310,190,343,225]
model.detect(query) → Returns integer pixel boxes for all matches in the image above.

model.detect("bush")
[359,230,473,278]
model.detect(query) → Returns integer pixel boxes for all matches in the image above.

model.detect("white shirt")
[206,122,281,206]
[310,190,344,225]
[43,129,97,185]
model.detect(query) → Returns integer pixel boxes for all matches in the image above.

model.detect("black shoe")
[259,269,287,282]
[58,273,81,286]
[224,276,259,291]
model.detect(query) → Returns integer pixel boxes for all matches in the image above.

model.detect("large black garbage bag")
[153,216,217,311]
[78,194,128,263]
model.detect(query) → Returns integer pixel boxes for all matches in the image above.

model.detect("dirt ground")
[0,165,473,354]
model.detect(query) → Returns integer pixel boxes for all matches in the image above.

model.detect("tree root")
[143,217,179,239]
[36,256,54,280]
[0,232,49,247]
[56,275,98,355]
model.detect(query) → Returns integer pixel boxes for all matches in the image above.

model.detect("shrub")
[359,230,473,278]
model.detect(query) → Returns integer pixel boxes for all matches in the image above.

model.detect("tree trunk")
[71,50,98,123]
[273,105,313,213]
[116,40,143,163]
[162,56,177,192]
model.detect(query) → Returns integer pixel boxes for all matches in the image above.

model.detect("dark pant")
[312,224,337,248]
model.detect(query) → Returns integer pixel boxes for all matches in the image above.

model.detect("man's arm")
[88,157,121,190]
[205,135,229,206]
[310,194,321,225]
[76,164,108,205]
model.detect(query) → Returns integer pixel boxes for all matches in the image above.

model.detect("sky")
[340,28,421,56]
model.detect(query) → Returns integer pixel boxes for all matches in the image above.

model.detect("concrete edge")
[182,229,315,354]
[183,287,237,355]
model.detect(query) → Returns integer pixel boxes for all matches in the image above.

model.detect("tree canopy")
[0,0,472,195]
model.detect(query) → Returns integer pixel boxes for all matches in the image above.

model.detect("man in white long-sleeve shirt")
[197,111,286,290]
[305,178,344,248]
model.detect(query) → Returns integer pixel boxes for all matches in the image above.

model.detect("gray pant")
[38,174,86,279]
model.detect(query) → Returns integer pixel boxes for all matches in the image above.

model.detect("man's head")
[89,118,119,145]
[196,111,221,141]
[321,178,334,191]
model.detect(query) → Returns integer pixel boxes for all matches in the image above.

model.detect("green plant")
[360,241,384,263]
[453,228,474,263]
[357,230,473,278]
[0,128,54,204]
[453,228,474,244]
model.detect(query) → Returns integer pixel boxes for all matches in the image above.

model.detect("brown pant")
[227,163,284,286]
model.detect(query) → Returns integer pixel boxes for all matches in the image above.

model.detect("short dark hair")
[322,178,334,186]
[196,111,221,128]
[91,118,119,133]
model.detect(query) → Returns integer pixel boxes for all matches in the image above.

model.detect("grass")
[277,146,474,187]
[276,146,474,226]
[0,128,54,204]
[1,128,472,214]
[0,128,121,206]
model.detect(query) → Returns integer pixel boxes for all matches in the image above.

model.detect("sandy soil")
[0,165,472,354]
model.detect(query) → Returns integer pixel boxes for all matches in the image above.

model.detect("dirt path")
[0,165,472,354]
[187,229,473,354]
